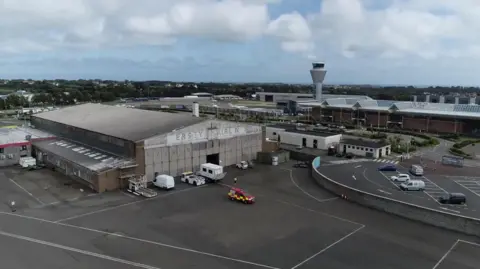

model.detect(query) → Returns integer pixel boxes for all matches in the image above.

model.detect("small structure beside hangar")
[0,126,55,166]
[339,138,391,158]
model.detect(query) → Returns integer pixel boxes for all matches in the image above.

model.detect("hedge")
[366,128,440,147]
[449,147,473,159]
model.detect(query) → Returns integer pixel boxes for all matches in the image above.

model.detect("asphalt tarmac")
[1,162,480,269]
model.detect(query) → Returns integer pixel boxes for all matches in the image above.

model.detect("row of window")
[346,145,374,152]
[0,145,28,154]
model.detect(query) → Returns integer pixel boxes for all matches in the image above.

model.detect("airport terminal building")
[31,103,262,192]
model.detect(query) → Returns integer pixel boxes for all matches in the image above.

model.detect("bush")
[453,139,480,149]
[449,147,473,159]
[440,134,460,141]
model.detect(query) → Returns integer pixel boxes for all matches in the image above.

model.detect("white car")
[391,174,410,182]
[236,161,248,170]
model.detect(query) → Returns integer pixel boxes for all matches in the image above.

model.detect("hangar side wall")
[31,117,135,157]
[34,146,99,191]
[144,133,262,180]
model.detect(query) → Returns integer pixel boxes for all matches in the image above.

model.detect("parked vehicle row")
[378,163,467,205]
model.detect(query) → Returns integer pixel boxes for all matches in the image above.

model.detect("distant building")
[266,124,342,150]
[0,127,55,167]
[192,92,213,98]
[339,138,391,159]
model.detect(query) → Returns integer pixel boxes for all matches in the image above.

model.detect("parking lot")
[1,162,480,269]
[319,159,480,216]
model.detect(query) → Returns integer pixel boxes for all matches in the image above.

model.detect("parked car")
[391,173,410,182]
[378,164,397,172]
[409,164,424,176]
[400,180,425,191]
[345,153,354,159]
[336,153,345,158]
[439,193,466,205]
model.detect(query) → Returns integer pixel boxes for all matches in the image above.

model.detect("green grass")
[0,88,15,94]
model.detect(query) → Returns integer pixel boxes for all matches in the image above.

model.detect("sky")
[1,0,480,85]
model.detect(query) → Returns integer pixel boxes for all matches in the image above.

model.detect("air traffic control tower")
[310,62,327,101]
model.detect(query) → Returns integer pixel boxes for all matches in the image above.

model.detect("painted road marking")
[378,189,392,195]
[439,207,461,214]
[9,178,44,205]
[290,225,365,269]
[0,230,162,269]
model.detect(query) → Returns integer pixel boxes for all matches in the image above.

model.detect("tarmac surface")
[1,163,480,268]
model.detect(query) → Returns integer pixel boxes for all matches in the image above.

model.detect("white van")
[153,174,175,190]
[400,180,425,191]
[409,165,424,176]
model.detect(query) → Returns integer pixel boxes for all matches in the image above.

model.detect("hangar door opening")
[206,153,220,165]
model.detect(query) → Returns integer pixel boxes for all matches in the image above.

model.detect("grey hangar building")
[30,103,262,192]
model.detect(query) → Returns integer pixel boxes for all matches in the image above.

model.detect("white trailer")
[197,163,227,183]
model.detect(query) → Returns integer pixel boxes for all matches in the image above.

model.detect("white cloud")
[266,12,314,54]
[1,0,480,64]
[309,0,480,59]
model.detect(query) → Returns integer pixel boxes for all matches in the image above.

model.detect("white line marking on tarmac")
[453,181,480,199]
[432,240,460,269]
[361,169,384,188]
[0,211,280,269]
[9,178,44,205]
[354,165,362,168]
[352,175,356,180]
[290,225,365,269]
[281,168,340,203]
[378,189,392,195]
[439,207,460,214]
[459,239,480,247]
[218,183,362,227]
[378,172,402,190]
[54,185,208,223]
[0,230,162,269]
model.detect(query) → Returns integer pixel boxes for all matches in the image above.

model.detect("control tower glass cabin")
[310,62,327,101]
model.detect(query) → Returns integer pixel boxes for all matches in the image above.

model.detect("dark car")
[335,152,345,158]
[378,164,397,172]
[439,193,466,205]
[345,153,354,159]
[293,162,309,168]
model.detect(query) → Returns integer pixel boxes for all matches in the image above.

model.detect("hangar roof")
[33,103,205,142]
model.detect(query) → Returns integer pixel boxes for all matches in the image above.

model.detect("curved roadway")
[288,167,480,269]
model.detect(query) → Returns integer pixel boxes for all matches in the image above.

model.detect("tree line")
[0,79,477,109]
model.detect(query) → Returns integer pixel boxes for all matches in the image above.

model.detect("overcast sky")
[1,0,480,85]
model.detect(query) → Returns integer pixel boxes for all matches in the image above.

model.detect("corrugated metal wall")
[35,147,96,189]
[144,133,262,180]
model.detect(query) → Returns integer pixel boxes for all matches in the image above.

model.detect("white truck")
[197,163,227,183]
[180,171,206,186]
[236,161,248,169]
